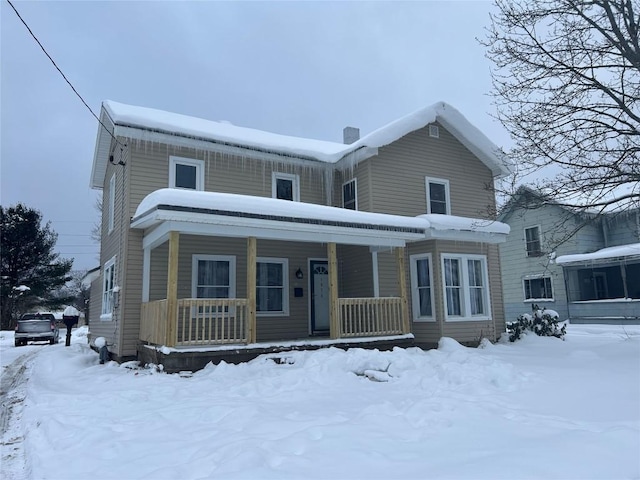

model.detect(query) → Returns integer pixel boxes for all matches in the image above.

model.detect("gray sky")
[1,1,510,272]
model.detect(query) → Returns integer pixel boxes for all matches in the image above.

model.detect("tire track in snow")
[1,351,36,480]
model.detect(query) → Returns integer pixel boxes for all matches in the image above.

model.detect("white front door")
[310,260,329,332]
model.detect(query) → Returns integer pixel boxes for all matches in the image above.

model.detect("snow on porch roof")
[556,243,640,265]
[131,189,430,248]
[91,100,510,189]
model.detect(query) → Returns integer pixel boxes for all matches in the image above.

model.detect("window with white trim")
[523,276,554,301]
[272,172,300,201]
[442,254,490,320]
[256,257,289,316]
[101,256,116,319]
[410,254,433,320]
[426,177,450,215]
[525,226,542,257]
[342,179,357,210]
[192,255,236,300]
[108,173,115,233]
[170,156,204,190]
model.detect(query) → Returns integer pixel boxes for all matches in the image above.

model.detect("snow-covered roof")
[91,101,511,189]
[131,189,509,247]
[556,243,640,265]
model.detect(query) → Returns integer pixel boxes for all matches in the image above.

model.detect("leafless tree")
[483,0,640,213]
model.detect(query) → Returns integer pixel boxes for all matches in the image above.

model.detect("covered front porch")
[133,189,429,349]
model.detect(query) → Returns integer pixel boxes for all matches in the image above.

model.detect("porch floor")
[138,334,415,373]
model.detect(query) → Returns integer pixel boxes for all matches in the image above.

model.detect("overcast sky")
[1,1,511,272]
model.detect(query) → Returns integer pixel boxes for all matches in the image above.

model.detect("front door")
[310,260,329,333]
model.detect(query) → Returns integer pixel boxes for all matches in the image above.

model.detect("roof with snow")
[131,189,509,248]
[91,101,511,189]
[556,243,640,265]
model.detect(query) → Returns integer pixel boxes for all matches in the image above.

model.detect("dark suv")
[14,313,60,346]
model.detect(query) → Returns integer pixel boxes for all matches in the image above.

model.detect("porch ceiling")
[131,189,428,249]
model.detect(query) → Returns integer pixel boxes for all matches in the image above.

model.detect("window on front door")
[272,172,300,201]
[425,177,450,214]
[170,156,204,190]
[256,258,289,315]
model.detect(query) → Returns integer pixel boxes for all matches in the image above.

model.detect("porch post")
[166,231,179,347]
[246,236,257,343]
[396,246,410,334]
[328,242,340,339]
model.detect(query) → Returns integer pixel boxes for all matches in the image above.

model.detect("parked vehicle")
[14,313,60,346]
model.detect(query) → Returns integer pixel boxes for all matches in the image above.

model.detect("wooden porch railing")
[140,298,248,347]
[338,297,404,337]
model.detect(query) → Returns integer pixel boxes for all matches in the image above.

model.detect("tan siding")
[377,250,399,297]
[337,245,373,297]
[334,162,370,211]
[406,241,441,346]
[368,123,496,218]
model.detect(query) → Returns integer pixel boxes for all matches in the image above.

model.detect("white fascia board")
[425,229,507,244]
[90,109,115,190]
[114,125,328,168]
[141,222,171,250]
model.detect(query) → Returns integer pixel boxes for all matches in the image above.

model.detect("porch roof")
[131,189,429,248]
[556,243,640,266]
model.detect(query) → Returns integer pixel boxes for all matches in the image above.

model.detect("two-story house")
[89,100,511,371]
[499,186,640,324]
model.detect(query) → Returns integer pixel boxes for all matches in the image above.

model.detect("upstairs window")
[272,172,300,201]
[170,157,204,190]
[525,226,542,257]
[342,179,357,210]
[524,276,554,301]
[108,173,115,233]
[425,177,450,215]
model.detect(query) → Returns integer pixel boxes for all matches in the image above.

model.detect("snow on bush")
[506,305,566,342]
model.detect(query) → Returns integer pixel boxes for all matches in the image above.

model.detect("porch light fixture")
[295,268,304,279]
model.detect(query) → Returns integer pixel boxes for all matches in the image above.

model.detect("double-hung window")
[192,255,236,315]
[256,257,289,316]
[410,254,433,320]
[442,254,490,320]
[523,276,554,301]
[425,177,450,215]
[342,179,357,210]
[101,256,116,320]
[170,156,204,190]
[525,226,542,257]
[272,172,300,201]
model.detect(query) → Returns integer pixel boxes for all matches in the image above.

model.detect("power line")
[5,0,123,148]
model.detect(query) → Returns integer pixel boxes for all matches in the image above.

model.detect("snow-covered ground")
[1,325,639,480]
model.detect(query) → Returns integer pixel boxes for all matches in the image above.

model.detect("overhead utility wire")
[6,0,123,148]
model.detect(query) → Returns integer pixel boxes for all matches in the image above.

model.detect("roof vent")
[343,126,360,144]
[429,124,439,138]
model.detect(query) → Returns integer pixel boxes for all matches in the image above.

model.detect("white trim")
[142,248,151,302]
[256,257,289,316]
[441,253,491,322]
[522,274,555,302]
[409,253,435,321]
[169,156,205,191]
[272,172,300,201]
[428,124,439,138]
[100,255,116,320]
[342,178,358,210]
[108,173,115,233]
[425,177,451,215]
[371,251,380,298]
[191,254,237,299]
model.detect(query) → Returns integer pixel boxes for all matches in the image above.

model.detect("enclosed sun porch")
[132,189,429,351]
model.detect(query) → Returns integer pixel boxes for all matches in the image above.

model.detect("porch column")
[328,242,340,339]
[246,236,257,343]
[396,246,410,334]
[166,231,179,347]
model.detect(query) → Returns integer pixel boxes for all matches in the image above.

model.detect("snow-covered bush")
[506,305,566,342]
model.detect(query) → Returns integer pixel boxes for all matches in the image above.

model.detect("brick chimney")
[343,126,360,144]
